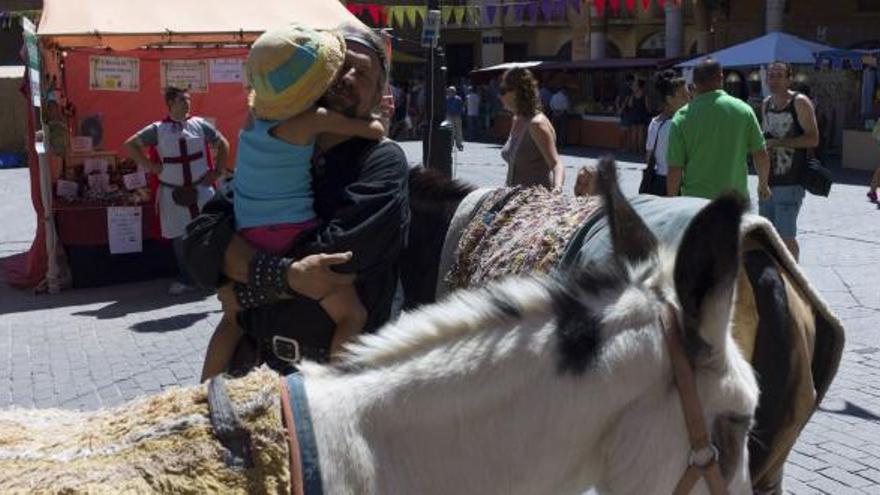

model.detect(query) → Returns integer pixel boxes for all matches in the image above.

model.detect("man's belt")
[259,335,330,372]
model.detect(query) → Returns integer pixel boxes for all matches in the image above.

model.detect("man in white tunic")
[124,87,230,294]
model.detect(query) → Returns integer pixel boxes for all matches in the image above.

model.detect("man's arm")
[123,125,162,174]
[665,121,685,196]
[303,140,410,278]
[752,148,772,201]
[767,96,819,149]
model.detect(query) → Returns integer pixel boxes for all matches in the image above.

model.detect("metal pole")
[422,0,453,177]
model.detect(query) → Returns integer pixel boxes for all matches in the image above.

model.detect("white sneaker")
[168,281,194,295]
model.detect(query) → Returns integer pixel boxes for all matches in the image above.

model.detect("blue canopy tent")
[677,32,834,69]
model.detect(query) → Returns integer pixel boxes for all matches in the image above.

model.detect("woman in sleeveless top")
[499,68,565,191]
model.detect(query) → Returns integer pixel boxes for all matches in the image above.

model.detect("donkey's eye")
[713,413,753,480]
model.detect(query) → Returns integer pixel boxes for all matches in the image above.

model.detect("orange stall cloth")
[38,0,365,50]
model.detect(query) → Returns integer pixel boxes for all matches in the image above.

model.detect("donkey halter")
[660,305,729,495]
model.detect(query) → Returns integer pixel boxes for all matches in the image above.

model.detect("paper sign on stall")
[83,157,108,174]
[71,136,93,153]
[89,56,140,92]
[123,171,148,190]
[107,207,143,254]
[210,59,244,83]
[88,173,110,192]
[161,60,209,92]
[56,180,79,200]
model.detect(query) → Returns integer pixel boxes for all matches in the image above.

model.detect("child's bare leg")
[201,315,244,381]
[319,285,367,361]
[574,165,598,197]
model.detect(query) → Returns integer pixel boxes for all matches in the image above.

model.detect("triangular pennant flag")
[385,6,395,26]
[393,6,405,28]
[642,0,652,10]
[540,0,554,20]
[366,5,383,25]
[416,6,427,23]
[658,0,666,6]
[513,3,527,24]
[555,0,568,19]
[346,4,363,16]
[485,4,498,23]
[594,0,606,16]
[442,6,453,25]
[527,1,539,22]
[609,0,620,14]
[454,6,467,25]
[502,5,511,20]
[405,6,418,27]
[625,0,635,12]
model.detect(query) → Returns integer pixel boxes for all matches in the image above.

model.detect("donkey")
[1,164,758,494]
[298,163,758,494]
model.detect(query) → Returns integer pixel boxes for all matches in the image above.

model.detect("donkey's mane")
[338,261,635,373]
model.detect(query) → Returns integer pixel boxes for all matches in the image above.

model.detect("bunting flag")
[513,3,527,24]
[441,6,453,24]
[485,4,498,24]
[594,0,607,15]
[540,0,554,20]
[527,2,539,22]
[625,0,636,12]
[455,6,467,25]
[366,5,384,26]
[609,0,621,14]
[642,0,651,9]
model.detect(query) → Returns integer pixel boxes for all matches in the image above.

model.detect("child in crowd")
[201,25,384,381]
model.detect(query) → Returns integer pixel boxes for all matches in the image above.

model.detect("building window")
[859,0,880,11]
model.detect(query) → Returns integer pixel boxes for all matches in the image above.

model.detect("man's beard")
[321,79,360,118]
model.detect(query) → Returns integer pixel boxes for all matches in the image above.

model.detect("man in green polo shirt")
[666,58,771,201]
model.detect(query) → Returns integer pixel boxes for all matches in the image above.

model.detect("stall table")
[54,203,177,288]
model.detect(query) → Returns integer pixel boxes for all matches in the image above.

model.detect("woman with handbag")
[640,70,690,196]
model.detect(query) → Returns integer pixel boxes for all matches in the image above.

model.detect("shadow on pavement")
[130,311,217,333]
[72,289,210,320]
[819,400,880,422]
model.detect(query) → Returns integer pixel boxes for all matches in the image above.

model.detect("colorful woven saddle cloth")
[445,187,603,291]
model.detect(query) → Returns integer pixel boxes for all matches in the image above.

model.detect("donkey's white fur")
[296,239,759,495]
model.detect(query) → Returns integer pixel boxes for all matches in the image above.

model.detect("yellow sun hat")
[246,24,346,121]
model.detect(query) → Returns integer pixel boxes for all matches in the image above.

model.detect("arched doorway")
[637,31,666,58]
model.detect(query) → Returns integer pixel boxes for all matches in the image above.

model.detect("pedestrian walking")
[666,58,771,201]
[642,70,690,196]
[549,87,571,147]
[869,119,880,204]
[760,62,820,261]
[466,86,482,141]
[446,86,465,151]
[498,68,565,192]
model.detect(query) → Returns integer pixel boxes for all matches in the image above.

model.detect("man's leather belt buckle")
[272,335,301,365]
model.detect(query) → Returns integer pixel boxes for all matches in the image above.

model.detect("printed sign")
[83,157,109,175]
[107,207,143,254]
[210,59,244,84]
[123,171,148,190]
[87,173,110,193]
[421,9,442,48]
[161,59,209,93]
[71,136,94,153]
[89,56,140,92]
[56,180,79,200]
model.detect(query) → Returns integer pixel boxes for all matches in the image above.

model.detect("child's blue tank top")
[234,119,317,229]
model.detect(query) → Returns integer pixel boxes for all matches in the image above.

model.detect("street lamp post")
[422,0,453,177]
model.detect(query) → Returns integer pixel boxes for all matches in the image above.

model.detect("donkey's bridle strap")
[279,376,304,495]
[661,305,729,495]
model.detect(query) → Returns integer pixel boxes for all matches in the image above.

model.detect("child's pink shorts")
[240,219,320,255]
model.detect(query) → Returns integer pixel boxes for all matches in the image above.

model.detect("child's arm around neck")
[271,106,385,146]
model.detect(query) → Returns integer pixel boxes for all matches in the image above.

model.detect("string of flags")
[345,1,683,28]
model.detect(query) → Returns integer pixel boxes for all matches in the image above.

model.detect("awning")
[38,0,366,50]
[677,32,835,69]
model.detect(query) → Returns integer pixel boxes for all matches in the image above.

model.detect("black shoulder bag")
[639,119,667,195]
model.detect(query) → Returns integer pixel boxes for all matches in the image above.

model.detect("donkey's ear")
[595,156,658,266]
[673,193,747,358]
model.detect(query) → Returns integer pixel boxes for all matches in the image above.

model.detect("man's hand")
[758,182,772,201]
[198,169,223,186]
[286,252,356,301]
[765,138,782,149]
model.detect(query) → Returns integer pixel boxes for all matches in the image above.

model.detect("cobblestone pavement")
[2,141,880,493]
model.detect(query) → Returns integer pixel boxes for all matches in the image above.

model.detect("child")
[201,25,384,381]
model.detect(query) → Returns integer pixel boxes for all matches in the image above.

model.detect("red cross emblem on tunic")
[162,137,205,218]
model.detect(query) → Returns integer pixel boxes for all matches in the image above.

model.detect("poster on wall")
[210,59,244,84]
[161,60,209,93]
[89,56,140,92]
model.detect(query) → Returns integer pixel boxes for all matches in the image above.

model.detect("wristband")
[233,282,276,310]
[248,252,295,297]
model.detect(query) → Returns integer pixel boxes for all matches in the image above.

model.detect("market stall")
[4,0,364,290]
[815,49,880,171]
[472,58,678,148]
